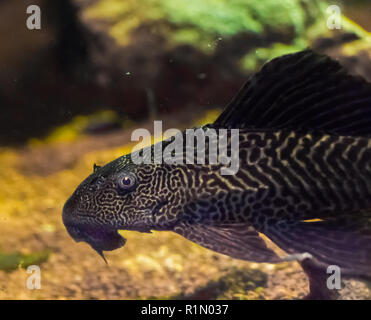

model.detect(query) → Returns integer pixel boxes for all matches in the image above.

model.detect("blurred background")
[0,0,371,299]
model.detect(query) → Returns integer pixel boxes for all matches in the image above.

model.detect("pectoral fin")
[173,221,281,263]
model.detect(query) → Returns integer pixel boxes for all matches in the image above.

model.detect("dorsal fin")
[213,49,371,136]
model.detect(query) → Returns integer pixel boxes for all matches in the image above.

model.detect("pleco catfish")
[63,50,371,299]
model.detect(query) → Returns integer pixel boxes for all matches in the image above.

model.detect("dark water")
[1,0,371,300]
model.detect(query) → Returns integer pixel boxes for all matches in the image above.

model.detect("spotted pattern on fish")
[63,50,371,298]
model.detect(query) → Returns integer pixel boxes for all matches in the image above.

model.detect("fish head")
[62,152,181,258]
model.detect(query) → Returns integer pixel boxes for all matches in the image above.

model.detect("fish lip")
[64,216,126,251]
[87,227,127,252]
[63,200,167,251]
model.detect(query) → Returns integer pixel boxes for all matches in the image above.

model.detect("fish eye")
[117,173,136,190]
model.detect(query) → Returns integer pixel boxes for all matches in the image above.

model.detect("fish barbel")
[63,50,371,299]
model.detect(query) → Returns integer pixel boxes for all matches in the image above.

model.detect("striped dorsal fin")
[214,49,371,136]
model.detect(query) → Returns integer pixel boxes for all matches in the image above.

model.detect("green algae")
[0,250,50,272]
[84,0,329,54]
[241,40,307,71]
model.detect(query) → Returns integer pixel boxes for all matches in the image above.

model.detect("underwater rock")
[1,0,371,145]
[74,0,329,120]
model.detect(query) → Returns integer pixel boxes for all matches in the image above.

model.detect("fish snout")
[62,194,79,228]
[64,220,127,252]
[62,196,126,252]
[62,196,90,244]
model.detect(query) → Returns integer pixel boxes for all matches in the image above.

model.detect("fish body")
[63,50,371,298]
